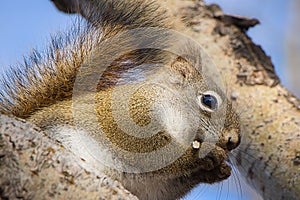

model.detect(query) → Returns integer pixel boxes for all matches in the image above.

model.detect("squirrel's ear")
[170,56,201,80]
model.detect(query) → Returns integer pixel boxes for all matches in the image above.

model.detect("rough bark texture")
[0,115,138,200]
[0,0,299,199]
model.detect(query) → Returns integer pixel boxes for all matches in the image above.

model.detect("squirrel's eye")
[202,94,218,110]
[197,91,222,112]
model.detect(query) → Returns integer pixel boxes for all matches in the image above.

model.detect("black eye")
[197,91,222,112]
[201,94,218,110]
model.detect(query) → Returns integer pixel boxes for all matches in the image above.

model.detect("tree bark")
[0,115,138,200]
[0,0,299,199]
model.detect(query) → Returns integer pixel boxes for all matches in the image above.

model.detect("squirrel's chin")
[191,141,229,169]
[188,144,232,182]
[161,144,232,182]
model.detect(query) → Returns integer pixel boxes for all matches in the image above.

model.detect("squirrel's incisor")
[0,0,241,199]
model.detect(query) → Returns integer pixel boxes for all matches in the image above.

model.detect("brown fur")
[0,0,172,117]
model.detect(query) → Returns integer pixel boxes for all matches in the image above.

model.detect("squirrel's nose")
[219,128,241,151]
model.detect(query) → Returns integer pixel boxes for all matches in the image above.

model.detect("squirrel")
[0,0,241,199]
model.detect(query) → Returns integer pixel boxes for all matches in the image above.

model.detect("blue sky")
[0,1,75,68]
[0,1,294,199]
[205,0,292,87]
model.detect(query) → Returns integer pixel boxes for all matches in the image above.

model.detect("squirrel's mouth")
[154,138,232,183]
[169,139,232,184]
[191,139,230,171]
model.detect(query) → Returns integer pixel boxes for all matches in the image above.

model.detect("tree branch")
[0,115,137,199]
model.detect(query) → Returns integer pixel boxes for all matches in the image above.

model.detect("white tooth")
[192,140,200,149]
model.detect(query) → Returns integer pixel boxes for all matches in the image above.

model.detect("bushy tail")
[0,0,173,117]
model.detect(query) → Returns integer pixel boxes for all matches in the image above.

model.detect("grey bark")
[0,115,137,200]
